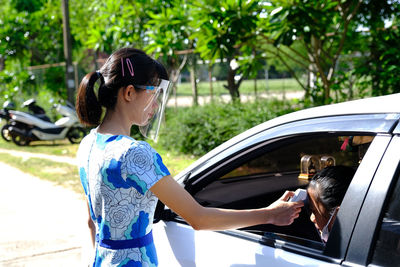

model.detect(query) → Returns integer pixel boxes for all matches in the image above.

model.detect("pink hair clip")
[121,58,125,77]
[121,58,134,77]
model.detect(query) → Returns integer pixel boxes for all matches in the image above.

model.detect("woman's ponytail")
[76,71,103,126]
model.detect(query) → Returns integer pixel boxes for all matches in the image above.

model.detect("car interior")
[192,133,375,249]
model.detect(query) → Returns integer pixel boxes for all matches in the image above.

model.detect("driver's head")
[307,166,355,239]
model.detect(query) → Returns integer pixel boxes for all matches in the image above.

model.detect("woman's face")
[307,187,332,232]
[131,88,160,126]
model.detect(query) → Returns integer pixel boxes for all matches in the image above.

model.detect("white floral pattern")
[77,129,169,267]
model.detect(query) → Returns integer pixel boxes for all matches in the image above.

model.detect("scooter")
[0,101,16,142]
[7,99,87,146]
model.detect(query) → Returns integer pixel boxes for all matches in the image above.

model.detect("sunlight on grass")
[0,133,79,157]
[0,122,198,181]
[148,141,199,177]
[0,152,83,194]
[175,78,302,96]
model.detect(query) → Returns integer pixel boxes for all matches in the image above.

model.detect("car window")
[220,135,371,180]
[193,134,374,246]
[370,170,400,266]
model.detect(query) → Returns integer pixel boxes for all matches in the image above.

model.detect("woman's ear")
[122,85,136,102]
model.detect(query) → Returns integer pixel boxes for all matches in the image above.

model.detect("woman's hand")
[265,191,304,226]
[152,176,304,230]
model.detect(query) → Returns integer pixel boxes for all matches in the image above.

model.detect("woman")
[307,165,355,243]
[76,47,303,266]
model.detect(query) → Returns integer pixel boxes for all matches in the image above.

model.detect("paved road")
[0,162,91,267]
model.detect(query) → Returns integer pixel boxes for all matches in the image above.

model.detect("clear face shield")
[136,79,172,142]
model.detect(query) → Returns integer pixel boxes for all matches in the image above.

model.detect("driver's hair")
[308,166,355,214]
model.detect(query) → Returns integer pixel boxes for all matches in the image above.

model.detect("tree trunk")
[168,69,179,109]
[189,55,198,106]
[224,65,240,102]
[254,77,257,97]
[348,75,354,100]
[306,63,315,101]
[370,37,381,96]
[173,70,178,109]
[323,83,330,104]
[264,64,269,93]
[61,0,75,104]
[0,57,4,72]
[94,50,99,70]
[208,66,213,101]
[168,54,188,108]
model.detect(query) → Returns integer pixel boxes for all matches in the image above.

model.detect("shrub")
[159,99,299,156]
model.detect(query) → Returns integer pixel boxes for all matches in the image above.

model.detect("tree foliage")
[259,0,363,104]
[352,0,400,96]
[190,0,261,101]
[160,99,298,155]
[70,0,154,54]
[144,0,195,104]
[145,1,192,80]
[0,0,399,107]
[0,0,65,101]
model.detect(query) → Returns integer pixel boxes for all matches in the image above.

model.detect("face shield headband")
[135,79,172,142]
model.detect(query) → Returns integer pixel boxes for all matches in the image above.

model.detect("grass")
[0,133,79,157]
[0,135,197,176]
[0,122,198,193]
[175,78,302,96]
[149,141,199,177]
[0,152,83,194]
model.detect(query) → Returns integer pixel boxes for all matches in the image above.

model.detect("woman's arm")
[151,175,303,231]
[85,200,96,248]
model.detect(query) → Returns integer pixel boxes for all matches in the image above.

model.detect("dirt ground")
[0,161,92,267]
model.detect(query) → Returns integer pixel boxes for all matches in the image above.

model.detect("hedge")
[158,99,299,156]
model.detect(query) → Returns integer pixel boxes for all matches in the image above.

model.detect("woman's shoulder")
[121,139,170,188]
[77,129,97,158]
[105,136,158,160]
[122,139,158,161]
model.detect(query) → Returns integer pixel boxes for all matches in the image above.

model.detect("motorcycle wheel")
[67,127,86,144]
[1,124,12,142]
[12,135,30,146]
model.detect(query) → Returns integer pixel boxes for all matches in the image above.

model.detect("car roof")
[240,93,399,140]
[177,93,400,181]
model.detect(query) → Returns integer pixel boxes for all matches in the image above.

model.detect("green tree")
[0,0,64,65]
[71,0,163,55]
[353,0,400,96]
[190,0,260,102]
[145,0,195,105]
[0,0,66,101]
[260,0,362,104]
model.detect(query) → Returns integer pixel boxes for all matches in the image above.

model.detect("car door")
[343,134,400,267]
[154,113,399,267]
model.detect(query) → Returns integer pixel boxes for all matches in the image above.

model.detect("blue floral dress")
[77,129,170,267]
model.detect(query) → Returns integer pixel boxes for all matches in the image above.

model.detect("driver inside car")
[307,166,355,243]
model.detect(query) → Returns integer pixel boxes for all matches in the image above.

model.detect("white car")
[153,94,400,267]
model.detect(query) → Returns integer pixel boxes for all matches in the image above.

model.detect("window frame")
[344,135,400,266]
[192,133,368,209]
[184,114,399,193]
